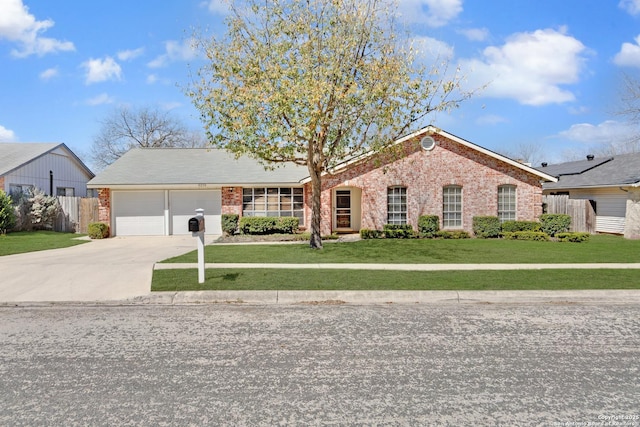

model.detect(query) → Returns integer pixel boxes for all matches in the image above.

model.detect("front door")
[335,190,351,229]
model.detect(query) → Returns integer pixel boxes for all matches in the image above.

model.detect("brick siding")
[221,187,243,216]
[310,134,544,235]
[97,188,111,224]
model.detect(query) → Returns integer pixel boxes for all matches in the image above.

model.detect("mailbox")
[188,216,205,233]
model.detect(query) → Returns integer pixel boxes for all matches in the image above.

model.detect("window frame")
[387,186,407,225]
[242,187,304,224]
[442,185,462,228]
[497,185,517,223]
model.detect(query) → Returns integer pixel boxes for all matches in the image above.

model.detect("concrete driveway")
[0,236,213,303]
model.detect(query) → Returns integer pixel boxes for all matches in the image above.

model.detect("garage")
[111,189,222,236]
[169,190,222,235]
[112,191,165,236]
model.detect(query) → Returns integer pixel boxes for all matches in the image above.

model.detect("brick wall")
[313,134,544,235]
[221,187,243,216]
[97,188,111,224]
[0,176,4,192]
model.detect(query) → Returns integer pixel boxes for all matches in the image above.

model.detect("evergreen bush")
[221,214,239,235]
[472,216,501,238]
[88,222,110,239]
[418,215,440,238]
[540,214,571,237]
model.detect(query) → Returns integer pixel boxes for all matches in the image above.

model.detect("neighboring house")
[539,153,640,239]
[0,143,94,198]
[87,126,557,237]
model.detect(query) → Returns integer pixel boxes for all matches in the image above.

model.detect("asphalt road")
[1,303,639,426]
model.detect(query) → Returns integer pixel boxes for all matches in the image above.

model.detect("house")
[0,143,94,197]
[539,153,640,239]
[87,126,557,237]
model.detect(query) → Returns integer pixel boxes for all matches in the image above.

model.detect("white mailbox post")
[190,208,205,284]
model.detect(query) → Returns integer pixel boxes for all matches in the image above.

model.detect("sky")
[2,0,640,171]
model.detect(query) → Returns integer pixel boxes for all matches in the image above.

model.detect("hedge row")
[238,216,299,235]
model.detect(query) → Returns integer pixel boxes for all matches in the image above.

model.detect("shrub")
[221,214,239,236]
[556,232,590,243]
[472,216,501,238]
[418,215,440,238]
[0,190,16,234]
[239,216,299,235]
[540,214,571,237]
[436,230,470,239]
[501,220,541,233]
[12,188,61,231]
[383,224,415,238]
[502,231,550,241]
[360,228,383,239]
[88,222,109,239]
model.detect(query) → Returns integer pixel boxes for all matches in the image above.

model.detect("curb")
[132,290,640,306]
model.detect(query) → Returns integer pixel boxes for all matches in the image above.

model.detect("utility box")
[188,216,205,233]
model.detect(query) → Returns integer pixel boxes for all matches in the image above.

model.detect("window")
[497,185,516,222]
[243,187,304,224]
[387,186,407,225]
[56,187,75,196]
[443,186,462,228]
[9,184,33,197]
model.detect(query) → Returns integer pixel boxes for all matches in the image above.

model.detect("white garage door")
[170,190,222,235]
[113,191,165,236]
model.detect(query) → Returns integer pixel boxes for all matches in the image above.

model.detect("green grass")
[162,235,640,264]
[152,268,640,291]
[0,231,88,256]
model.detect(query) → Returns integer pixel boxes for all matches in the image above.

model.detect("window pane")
[498,185,516,222]
[443,186,462,228]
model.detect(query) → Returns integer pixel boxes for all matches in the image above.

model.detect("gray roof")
[87,148,309,187]
[539,152,640,190]
[1,142,56,175]
[0,142,94,177]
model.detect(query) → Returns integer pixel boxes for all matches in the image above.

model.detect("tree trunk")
[308,142,324,250]
[308,164,323,249]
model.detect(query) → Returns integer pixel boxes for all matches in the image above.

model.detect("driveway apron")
[0,236,203,303]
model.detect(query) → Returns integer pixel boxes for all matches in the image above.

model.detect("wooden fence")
[542,195,596,233]
[55,197,99,233]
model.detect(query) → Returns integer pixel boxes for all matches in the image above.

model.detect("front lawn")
[0,231,88,256]
[152,268,640,291]
[162,234,640,264]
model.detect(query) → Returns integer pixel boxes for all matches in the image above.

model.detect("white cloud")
[458,27,489,42]
[148,38,199,68]
[412,36,454,60]
[619,0,640,15]
[0,125,17,141]
[614,35,640,68]
[117,47,144,61]
[476,114,508,126]
[206,0,230,14]
[398,0,463,27]
[86,93,115,106]
[39,67,58,80]
[558,120,635,143]
[81,56,122,84]
[0,0,75,57]
[459,27,588,106]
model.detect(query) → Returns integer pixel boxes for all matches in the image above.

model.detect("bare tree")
[611,72,640,154]
[90,106,205,170]
[501,142,544,167]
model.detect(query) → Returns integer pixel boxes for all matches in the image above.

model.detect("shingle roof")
[0,142,60,176]
[87,148,309,187]
[0,142,94,178]
[540,152,640,190]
